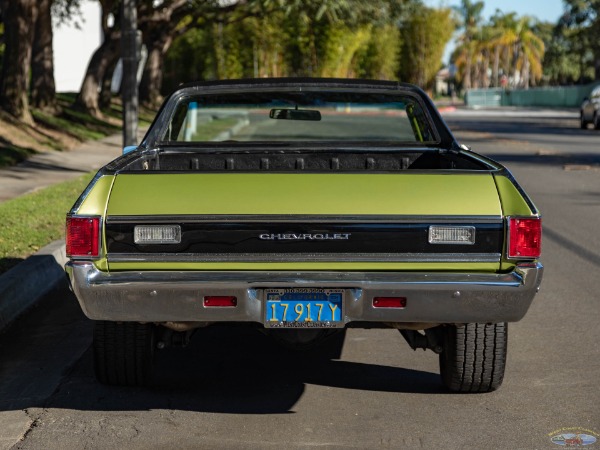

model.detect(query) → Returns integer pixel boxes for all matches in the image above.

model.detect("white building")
[52,1,101,93]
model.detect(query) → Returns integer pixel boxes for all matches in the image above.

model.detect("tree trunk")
[521,58,530,89]
[138,0,194,107]
[99,57,119,110]
[471,59,480,88]
[139,32,173,107]
[481,51,490,88]
[75,33,120,117]
[492,46,500,87]
[31,0,57,112]
[463,43,472,91]
[0,0,37,124]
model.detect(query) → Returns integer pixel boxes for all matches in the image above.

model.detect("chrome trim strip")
[105,214,504,224]
[459,151,503,171]
[107,252,502,263]
[65,262,544,324]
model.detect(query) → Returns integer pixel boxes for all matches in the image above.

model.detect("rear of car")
[580,85,600,129]
[65,79,543,392]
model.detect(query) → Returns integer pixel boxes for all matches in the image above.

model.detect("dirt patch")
[0,111,80,154]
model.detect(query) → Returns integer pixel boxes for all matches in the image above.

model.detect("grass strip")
[0,172,94,275]
[192,117,240,141]
[32,109,117,142]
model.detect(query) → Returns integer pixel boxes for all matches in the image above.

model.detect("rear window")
[161,90,437,144]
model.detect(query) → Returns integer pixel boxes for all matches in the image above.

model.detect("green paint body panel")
[493,175,536,217]
[108,262,500,272]
[77,175,115,216]
[99,172,505,271]
[106,173,502,216]
[75,172,543,272]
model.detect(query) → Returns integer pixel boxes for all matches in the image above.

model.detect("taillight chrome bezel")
[66,215,102,259]
[506,216,542,260]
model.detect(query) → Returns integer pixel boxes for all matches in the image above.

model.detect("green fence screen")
[465,83,600,108]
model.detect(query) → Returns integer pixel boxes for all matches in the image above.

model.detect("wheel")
[93,321,155,386]
[594,113,600,130]
[439,323,507,393]
[580,112,587,129]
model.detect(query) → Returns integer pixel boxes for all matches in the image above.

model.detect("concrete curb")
[0,240,67,331]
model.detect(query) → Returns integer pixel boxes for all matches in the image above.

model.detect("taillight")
[66,216,100,258]
[508,217,541,259]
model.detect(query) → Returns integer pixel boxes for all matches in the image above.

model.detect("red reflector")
[204,296,237,307]
[373,297,407,308]
[66,216,100,257]
[509,217,542,259]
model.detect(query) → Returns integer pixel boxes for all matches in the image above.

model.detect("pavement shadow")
[0,302,445,415]
[16,160,87,173]
[446,117,587,138]
[483,152,600,167]
[44,325,444,415]
[0,257,25,274]
[544,226,600,268]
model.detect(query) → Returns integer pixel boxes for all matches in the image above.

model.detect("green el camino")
[65,78,543,392]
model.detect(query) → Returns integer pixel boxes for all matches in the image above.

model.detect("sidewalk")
[0,133,123,203]
[0,133,124,331]
[441,106,579,118]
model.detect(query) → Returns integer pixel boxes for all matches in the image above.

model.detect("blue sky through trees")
[424,0,563,23]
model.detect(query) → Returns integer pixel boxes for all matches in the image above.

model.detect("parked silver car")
[580,85,600,129]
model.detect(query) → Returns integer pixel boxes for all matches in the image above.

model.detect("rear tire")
[594,113,600,130]
[93,321,155,386]
[580,112,587,129]
[439,323,507,393]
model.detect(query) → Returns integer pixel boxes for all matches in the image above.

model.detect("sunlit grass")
[0,172,94,274]
[191,117,240,141]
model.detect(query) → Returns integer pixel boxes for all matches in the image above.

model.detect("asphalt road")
[1,110,599,450]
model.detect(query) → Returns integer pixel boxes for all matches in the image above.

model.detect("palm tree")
[473,24,500,88]
[513,17,545,88]
[453,0,485,90]
[488,12,519,87]
[486,12,545,89]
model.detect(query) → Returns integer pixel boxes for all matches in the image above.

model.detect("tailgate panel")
[106,173,501,217]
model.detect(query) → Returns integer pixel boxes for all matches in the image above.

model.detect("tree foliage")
[397,5,455,89]
[163,2,406,93]
[4,0,600,130]
[453,8,546,90]
[452,0,484,90]
[556,0,600,81]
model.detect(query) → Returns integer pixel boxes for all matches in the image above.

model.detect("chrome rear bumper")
[65,262,543,325]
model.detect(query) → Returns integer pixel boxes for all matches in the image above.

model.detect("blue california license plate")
[264,288,344,328]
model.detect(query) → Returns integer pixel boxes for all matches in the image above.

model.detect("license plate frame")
[264,288,345,328]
